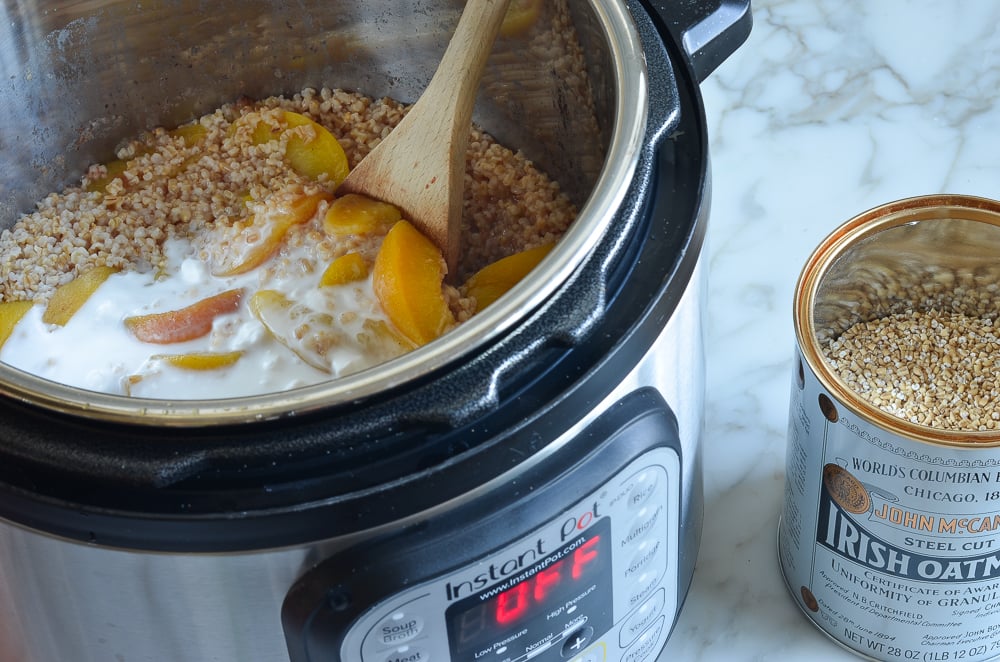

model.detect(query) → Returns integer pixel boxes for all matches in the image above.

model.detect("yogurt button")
[619,589,665,647]
[622,617,665,662]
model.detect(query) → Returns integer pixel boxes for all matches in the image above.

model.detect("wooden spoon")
[336,0,514,275]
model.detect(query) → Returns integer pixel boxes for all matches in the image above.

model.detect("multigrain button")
[621,504,663,549]
[626,469,659,510]
[619,589,665,648]
[383,646,429,662]
[376,613,424,646]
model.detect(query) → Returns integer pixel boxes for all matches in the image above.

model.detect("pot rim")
[0,0,650,427]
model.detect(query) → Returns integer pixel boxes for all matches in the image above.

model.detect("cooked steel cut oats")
[0,87,577,397]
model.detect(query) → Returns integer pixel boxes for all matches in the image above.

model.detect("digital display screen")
[445,518,612,660]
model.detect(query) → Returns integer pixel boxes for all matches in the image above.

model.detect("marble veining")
[661,0,1000,659]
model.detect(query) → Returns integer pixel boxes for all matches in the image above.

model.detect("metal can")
[779,195,1000,661]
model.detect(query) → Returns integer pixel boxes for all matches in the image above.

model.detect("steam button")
[376,612,424,646]
[627,569,662,610]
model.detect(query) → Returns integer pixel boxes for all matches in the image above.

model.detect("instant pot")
[0,0,750,660]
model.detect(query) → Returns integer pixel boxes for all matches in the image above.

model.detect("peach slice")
[249,290,343,373]
[85,159,129,194]
[464,243,553,312]
[42,266,118,326]
[372,220,456,346]
[323,194,402,236]
[501,0,542,37]
[245,110,349,186]
[0,301,34,349]
[124,289,244,344]
[211,191,331,276]
[356,318,416,361]
[320,252,369,287]
[170,122,208,147]
[151,351,244,370]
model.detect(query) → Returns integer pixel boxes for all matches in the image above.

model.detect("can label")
[780,347,1000,662]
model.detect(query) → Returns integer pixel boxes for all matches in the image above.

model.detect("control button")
[620,504,662,549]
[619,589,665,647]
[626,469,660,510]
[383,646,429,662]
[375,612,424,647]
[627,569,663,610]
[570,643,606,662]
[561,626,595,658]
[622,617,665,662]
[625,539,661,579]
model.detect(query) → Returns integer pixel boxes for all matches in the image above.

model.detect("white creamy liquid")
[1,238,394,399]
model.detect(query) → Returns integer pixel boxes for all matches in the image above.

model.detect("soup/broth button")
[376,613,424,646]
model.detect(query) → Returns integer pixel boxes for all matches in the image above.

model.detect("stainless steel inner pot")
[0,0,647,424]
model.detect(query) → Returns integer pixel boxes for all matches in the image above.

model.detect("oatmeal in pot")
[0,88,576,398]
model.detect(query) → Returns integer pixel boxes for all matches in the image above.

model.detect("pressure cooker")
[0,0,750,660]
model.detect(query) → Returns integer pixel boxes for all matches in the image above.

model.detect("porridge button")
[625,539,662,579]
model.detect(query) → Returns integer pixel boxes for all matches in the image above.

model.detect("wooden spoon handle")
[421,0,513,132]
[338,0,513,274]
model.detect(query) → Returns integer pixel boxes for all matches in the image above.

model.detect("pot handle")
[648,0,753,82]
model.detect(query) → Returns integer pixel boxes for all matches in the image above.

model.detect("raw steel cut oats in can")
[779,195,1000,661]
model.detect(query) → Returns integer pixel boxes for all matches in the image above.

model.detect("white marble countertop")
[660,0,1000,659]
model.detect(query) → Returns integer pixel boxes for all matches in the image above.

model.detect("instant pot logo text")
[820,496,1000,582]
[444,502,601,602]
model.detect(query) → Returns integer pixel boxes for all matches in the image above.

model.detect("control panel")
[282,391,683,662]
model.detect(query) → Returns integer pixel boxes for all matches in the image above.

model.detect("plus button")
[561,626,595,658]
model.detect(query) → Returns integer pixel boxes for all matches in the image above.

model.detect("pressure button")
[622,617,665,662]
[376,612,424,647]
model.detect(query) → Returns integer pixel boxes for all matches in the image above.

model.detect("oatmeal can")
[779,195,1000,661]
